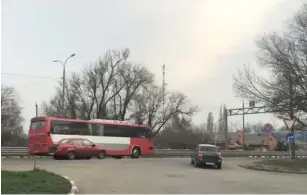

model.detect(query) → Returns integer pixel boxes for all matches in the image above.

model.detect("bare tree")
[154,115,204,149]
[1,85,26,146]
[244,122,264,133]
[111,63,154,120]
[129,84,198,135]
[42,49,130,119]
[233,3,307,127]
[43,48,197,138]
[206,112,214,136]
[218,104,225,133]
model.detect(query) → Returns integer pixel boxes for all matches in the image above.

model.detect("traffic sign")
[263,123,273,133]
[283,119,295,130]
[286,132,295,144]
[249,101,255,107]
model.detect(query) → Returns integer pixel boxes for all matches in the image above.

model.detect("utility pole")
[162,64,166,129]
[53,53,76,117]
[242,100,245,150]
[35,102,38,117]
[224,107,228,150]
[288,74,295,160]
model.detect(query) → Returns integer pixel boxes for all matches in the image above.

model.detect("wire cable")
[1,72,60,80]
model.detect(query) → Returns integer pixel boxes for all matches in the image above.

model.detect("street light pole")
[242,100,245,149]
[53,53,76,117]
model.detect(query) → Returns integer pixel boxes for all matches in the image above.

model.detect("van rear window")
[30,121,46,130]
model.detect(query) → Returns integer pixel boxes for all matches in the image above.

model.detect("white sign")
[283,119,296,130]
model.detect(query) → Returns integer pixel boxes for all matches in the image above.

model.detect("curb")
[248,155,307,159]
[1,156,51,159]
[63,176,79,194]
[238,163,307,174]
[2,155,307,159]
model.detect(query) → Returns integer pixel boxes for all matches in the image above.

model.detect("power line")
[1,72,60,80]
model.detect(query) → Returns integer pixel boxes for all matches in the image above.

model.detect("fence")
[1,147,307,158]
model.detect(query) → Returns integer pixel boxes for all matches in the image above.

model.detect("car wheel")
[53,155,59,160]
[67,151,75,160]
[216,163,222,169]
[131,147,141,159]
[194,160,199,167]
[191,158,194,165]
[97,151,106,159]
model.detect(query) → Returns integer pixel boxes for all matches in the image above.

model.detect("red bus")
[28,117,155,159]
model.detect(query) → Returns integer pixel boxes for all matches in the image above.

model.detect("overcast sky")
[1,0,305,132]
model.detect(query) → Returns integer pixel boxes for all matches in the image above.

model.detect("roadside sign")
[286,132,295,144]
[283,119,295,130]
[249,101,255,107]
[263,123,273,133]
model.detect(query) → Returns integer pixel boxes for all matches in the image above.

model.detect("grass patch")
[1,169,71,194]
[254,158,307,172]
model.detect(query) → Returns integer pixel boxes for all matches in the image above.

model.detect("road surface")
[2,157,306,193]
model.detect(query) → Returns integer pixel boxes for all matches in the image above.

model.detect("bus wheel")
[97,151,106,159]
[131,147,141,159]
[67,151,76,160]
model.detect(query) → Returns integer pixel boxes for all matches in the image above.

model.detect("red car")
[49,138,106,160]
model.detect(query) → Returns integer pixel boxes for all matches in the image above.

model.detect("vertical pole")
[304,131,306,157]
[162,65,166,126]
[62,65,66,117]
[35,102,38,117]
[288,74,295,159]
[224,107,228,150]
[242,100,245,150]
[214,126,217,146]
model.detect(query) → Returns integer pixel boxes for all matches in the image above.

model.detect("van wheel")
[67,151,75,160]
[216,163,222,169]
[131,147,141,159]
[97,151,106,159]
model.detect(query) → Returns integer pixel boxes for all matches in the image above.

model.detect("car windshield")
[199,146,218,152]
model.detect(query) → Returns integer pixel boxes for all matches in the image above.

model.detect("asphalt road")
[2,157,307,194]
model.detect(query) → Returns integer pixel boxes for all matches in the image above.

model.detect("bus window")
[104,125,123,137]
[91,123,104,136]
[115,126,150,138]
[30,121,46,130]
[50,120,90,135]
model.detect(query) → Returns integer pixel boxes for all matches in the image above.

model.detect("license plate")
[205,162,215,165]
